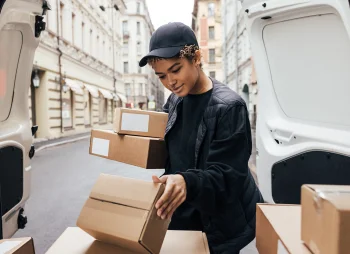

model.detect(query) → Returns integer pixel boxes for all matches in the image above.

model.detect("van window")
[263,14,350,126]
[0,29,22,121]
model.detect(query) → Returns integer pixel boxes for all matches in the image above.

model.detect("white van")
[0,0,48,238]
[243,0,350,203]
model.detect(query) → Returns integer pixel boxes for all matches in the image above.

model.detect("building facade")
[29,0,129,140]
[121,0,164,111]
[221,0,258,128]
[192,0,224,83]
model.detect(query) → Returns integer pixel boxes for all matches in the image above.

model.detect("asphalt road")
[14,138,258,254]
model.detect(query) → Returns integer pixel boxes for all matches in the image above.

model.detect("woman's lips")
[173,84,184,92]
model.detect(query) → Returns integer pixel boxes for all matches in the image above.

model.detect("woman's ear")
[193,50,202,66]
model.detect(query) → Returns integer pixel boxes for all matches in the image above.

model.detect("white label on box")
[92,138,109,157]
[121,113,150,132]
[277,240,289,254]
[0,241,22,253]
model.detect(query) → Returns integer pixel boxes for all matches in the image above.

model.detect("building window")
[59,3,64,36]
[96,35,100,58]
[90,29,93,55]
[125,83,131,96]
[62,90,74,128]
[102,41,105,62]
[137,41,141,55]
[139,83,143,96]
[72,13,75,44]
[99,95,107,123]
[84,90,91,126]
[123,62,129,73]
[137,22,141,35]
[209,26,215,39]
[209,71,216,79]
[82,22,85,50]
[137,2,141,14]
[123,41,128,55]
[208,3,215,17]
[209,48,215,63]
[138,64,142,74]
[122,21,128,35]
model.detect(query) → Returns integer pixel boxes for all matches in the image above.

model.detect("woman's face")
[151,56,200,97]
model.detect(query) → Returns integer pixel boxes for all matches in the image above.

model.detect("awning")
[84,84,99,98]
[116,93,127,103]
[99,88,114,99]
[65,79,84,95]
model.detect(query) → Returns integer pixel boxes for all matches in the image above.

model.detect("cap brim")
[139,46,183,67]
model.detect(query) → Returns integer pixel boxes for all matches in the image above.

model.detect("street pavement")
[14,138,258,254]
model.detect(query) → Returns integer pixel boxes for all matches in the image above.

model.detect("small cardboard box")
[89,129,167,169]
[46,227,210,254]
[76,174,171,254]
[301,184,350,254]
[256,204,312,254]
[113,108,168,139]
[0,237,35,254]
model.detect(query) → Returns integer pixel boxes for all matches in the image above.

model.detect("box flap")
[139,185,170,253]
[202,233,210,254]
[0,237,35,254]
[47,228,210,254]
[90,174,163,210]
[160,231,210,254]
[258,204,309,253]
[304,184,350,210]
[46,227,135,254]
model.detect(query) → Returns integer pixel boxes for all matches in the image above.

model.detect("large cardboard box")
[256,204,312,254]
[301,184,350,254]
[113,108,168,139]
[89,129,167,169]
[76,174,171,254]
[0,237,35,254]
[46,227,210,254]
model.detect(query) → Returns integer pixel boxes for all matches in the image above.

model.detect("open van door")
[0,0,49,238]
[243,0,350,203]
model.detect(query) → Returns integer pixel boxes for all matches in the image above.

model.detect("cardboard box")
[256,204,312,254]
[76,174,171,254]
[301,184,350,254]
[0,237,35,254]
[89,129,167,169]
[46,227,210,254]
[113,108,168,139]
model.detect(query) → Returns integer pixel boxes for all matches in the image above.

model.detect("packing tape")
[313,189,350,213]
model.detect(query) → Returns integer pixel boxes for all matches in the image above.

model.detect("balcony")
[123,31,130,40]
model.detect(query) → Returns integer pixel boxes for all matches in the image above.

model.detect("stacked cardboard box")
[301,185,350,254]
[46,174,210,253]
[47,109,209,253]
[89,108,168,169]
[256,184,350,254]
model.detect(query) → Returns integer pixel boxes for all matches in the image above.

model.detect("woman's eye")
[173,68,181,73]
[159,76,165,80]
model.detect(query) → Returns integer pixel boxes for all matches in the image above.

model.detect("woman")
[139,22,263,254]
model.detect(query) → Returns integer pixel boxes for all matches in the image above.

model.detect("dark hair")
[147,45,203,68]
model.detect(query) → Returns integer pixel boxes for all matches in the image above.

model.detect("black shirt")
[166,88,213,230]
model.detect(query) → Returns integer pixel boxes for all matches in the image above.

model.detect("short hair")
[147,45,202,68]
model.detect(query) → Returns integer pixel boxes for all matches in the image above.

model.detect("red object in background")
[0,69,6,98]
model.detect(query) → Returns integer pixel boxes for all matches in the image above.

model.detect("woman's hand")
[152,174,187,220]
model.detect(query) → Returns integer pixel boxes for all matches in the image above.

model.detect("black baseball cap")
[139,22,199,67]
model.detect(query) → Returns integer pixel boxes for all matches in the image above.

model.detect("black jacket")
[163,79,264,254]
